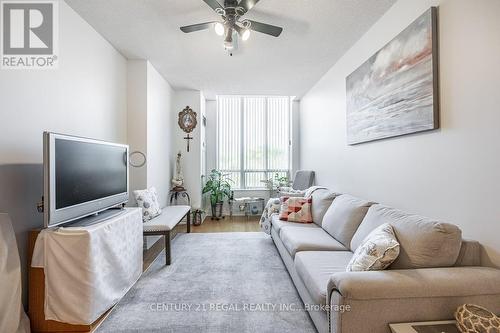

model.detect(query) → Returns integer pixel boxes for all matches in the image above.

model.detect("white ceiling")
[65,0,396,100]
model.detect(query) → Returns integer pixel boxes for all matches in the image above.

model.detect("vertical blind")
[217,96,291,189]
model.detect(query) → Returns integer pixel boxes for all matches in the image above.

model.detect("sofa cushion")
[351,204,462,269]
[294,251,353,305]
[271,214,319,233]
[321,194,374,249]
[308,188,340,226]
[142,205,190,232]
[280,227,347,257]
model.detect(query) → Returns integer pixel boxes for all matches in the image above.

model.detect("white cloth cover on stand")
[0,213,31,333]
[31,208,143,325]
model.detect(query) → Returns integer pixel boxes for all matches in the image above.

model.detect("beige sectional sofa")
[270,189,500,333]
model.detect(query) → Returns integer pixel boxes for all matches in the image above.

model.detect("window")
[217,95,292,189]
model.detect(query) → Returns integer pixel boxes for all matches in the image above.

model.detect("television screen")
[55,139,128,209]
[44,132,129,227]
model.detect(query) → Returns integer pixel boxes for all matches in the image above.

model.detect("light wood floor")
[192,215,261,233]
[143,215,261,270]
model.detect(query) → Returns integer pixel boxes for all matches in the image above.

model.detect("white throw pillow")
[346,223,400,272]
[133,187,162,222]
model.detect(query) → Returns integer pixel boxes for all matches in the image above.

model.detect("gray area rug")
[96,232,317,333]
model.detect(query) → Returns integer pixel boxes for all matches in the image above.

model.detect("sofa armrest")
[327,266,500,301]
[328,267,500,333]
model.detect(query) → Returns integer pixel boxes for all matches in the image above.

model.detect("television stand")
[29,208,143,331]
[66,207,126,228]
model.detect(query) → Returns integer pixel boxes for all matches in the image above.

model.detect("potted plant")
[276,174,290,189]
[261,173,290,197]
[202,169,233,220]
[191,208,205,226]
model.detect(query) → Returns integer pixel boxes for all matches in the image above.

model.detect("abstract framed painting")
[346,7,439,145]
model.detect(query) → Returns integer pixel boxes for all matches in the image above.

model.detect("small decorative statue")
[171,151,185,190]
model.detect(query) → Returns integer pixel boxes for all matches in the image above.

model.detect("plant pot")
[211,202,224,220]
[192,209,203,226]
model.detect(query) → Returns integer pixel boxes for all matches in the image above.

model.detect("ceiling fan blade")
[180,22,216,33]
[247,20,283,37]
[238,0,260,13]
[202,0,224,12]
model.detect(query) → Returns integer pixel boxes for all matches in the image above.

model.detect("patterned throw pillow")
[133,187,162,222]
[346,223,400,272]
[279,197,313,223]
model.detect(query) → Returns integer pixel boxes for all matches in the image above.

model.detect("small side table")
[390,320,458,333]
[229,198,247,218]
[245,198,265,218]
[169,187,191,206]
[228,197,265,219]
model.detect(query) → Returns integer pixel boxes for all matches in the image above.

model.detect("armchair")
[278,170,315,197]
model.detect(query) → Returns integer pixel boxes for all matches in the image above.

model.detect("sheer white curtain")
[217,95,291,189]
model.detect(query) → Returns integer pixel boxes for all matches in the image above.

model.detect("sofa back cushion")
[351,204,462,269]
[321,195,374,248]
[454,239,481,267]
[309,188,340,226]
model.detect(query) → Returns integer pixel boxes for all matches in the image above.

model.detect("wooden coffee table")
[390,320,459,333]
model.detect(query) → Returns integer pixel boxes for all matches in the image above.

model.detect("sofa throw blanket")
[260,186,327,234]
[260,198,281,234]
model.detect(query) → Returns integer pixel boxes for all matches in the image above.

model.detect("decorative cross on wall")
[184,134,194,152]
[177,106,198,152]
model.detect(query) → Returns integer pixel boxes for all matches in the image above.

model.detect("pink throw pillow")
[279,197,313,223]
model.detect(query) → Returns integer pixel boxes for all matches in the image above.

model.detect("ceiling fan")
[180,0,283,51]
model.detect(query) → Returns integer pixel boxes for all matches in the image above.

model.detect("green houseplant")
[261,173,290,197]
[202,169,233,219]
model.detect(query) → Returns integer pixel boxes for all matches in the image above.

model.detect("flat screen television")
[43,132,129,227]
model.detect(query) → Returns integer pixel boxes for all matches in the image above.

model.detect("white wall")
[300,0,500,267]
[172,90,203,208]
[127,60,175,249]
[0,2,127,163]
[146,62,174,206]
[0,0,128,305]
[127,60,148,196]
[127,60,174,206]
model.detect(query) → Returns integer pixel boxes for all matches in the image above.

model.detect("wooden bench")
[143,205,191,265]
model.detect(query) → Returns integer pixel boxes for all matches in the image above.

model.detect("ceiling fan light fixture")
[242,29,251,41]
[224,40,234,50]
[214,22,225,36]
[180,0,283,52]
[224,26,234,50]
